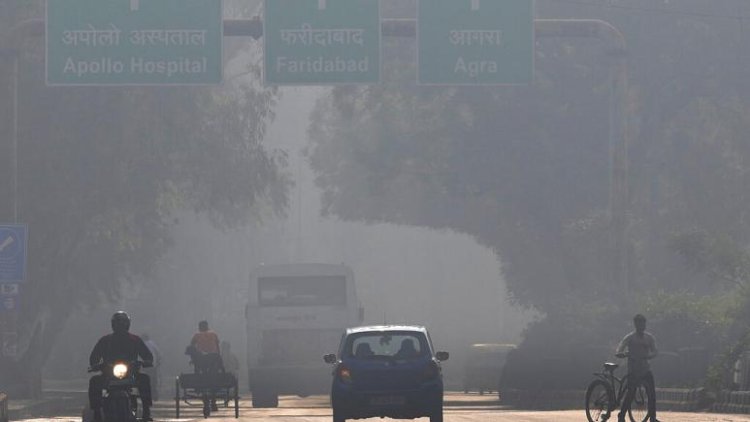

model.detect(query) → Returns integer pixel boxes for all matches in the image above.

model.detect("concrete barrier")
[712,390,750,413]
[654,387,705,411]
[0,392,8,422]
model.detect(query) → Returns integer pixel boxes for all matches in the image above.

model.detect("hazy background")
[6,0,748,400]
[43,87,532,392]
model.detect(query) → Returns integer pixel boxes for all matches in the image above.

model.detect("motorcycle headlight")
[112,363,129,379]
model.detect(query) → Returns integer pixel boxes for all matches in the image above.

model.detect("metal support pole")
[532,20,631,292]
[609,53,629,292]
[0,49,18,362]
[11,53,18,224]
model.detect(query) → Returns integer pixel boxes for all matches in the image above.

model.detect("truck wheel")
[252,390,279,408]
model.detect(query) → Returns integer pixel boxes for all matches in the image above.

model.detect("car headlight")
[112,362,129,379]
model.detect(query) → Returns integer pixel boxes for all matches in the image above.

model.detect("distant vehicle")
[324,325,449,422]
[462,343,515,395]
[245,263,363,408]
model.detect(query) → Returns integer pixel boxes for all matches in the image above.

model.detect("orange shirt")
[191,330,220,354]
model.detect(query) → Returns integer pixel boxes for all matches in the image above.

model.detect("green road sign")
[418,0,534,85]
[46,0,222,85]
[264,0,380,85]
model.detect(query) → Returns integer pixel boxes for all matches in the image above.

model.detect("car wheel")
[333,408,346,422]
[430,408,443,422]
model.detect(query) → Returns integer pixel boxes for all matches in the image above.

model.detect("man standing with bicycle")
[616,314,659,422]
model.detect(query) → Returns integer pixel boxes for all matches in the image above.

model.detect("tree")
[307,0,750,387]
[0,0,289,395]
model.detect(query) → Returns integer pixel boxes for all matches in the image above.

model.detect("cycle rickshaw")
[175,370,239,418]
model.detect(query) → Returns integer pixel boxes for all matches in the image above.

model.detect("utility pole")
[0,19,43,397]
[0,47,19,363]
[535,19,631,292]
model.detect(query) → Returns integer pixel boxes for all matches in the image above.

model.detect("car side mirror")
[323,353,337,364]
[435,351,449,362]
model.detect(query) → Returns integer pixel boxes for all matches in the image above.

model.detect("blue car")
[324,325,449,422]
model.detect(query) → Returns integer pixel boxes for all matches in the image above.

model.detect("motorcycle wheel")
[104,396,135,422]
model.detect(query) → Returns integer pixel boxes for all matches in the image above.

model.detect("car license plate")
[369,396,405,406]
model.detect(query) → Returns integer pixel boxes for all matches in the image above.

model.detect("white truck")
[245,263,363,407]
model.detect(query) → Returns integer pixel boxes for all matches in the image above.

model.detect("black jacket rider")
[89,332,153,367]
[89,312,154,422]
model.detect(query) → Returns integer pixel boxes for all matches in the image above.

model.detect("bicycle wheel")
[628,383,649,422]
[585,380,613,422]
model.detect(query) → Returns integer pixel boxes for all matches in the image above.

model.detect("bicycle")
[585,359,650,422]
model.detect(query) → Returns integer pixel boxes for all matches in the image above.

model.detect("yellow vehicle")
[462,343,516,395]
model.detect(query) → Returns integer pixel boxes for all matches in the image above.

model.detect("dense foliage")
[0,0,288,392]
[308,0,750,387]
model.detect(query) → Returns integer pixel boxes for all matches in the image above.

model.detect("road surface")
[14,392,750,422]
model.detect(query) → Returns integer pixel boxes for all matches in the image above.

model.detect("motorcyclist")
[88,311,154,422]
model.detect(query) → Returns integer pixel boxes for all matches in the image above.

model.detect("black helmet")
[111,311,131,334]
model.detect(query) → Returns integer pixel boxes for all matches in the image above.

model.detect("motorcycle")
[87,360,152,422]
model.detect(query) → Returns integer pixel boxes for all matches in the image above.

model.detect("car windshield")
[345,331,429,360]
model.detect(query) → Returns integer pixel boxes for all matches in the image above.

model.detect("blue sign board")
[0,225,28,283]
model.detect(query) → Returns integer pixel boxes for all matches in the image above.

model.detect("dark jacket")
[89,332,153,367]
